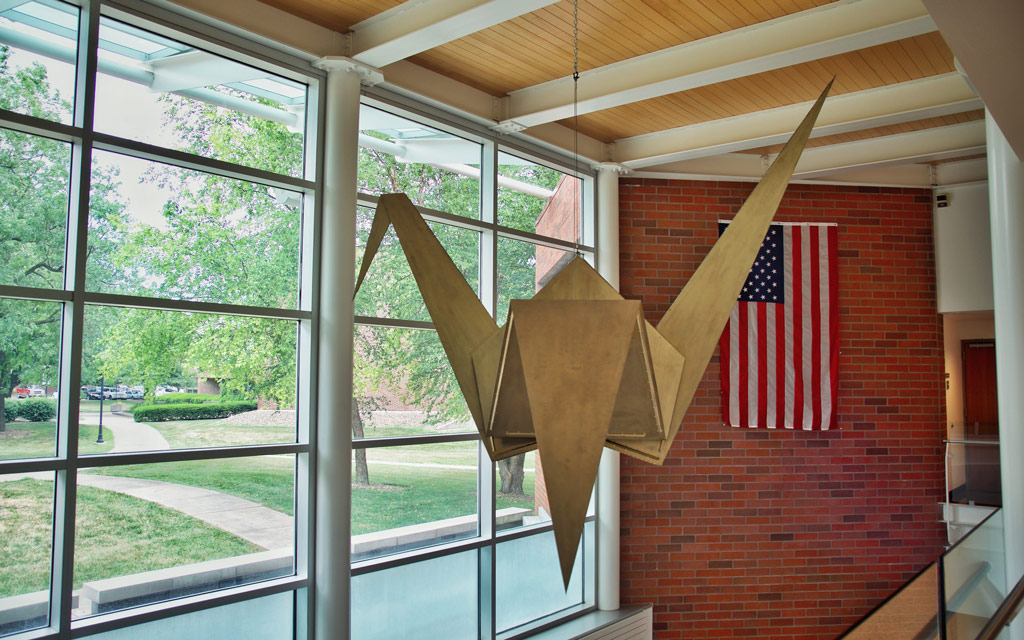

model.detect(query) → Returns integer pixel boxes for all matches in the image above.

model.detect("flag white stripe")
[818,229,832,429]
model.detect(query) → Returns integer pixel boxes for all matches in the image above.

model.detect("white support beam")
[615,73,980,169]
[791,120,987,179]
[350,0,559,68]
[498,0,935,130]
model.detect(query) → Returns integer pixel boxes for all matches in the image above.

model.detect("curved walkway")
[76,473,293,550]
[79,411,170,452]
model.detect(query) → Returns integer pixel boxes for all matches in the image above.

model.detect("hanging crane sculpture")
[355,81,833,588]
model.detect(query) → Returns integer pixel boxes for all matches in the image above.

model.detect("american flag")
[718,222,838,430]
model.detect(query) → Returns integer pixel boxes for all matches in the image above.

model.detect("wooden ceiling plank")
[498,0,935,130]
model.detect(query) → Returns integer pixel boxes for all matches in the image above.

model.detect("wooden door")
[962,340,998,437]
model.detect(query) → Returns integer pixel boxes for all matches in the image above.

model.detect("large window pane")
[358,106,480,219]
[1,298,61,460]
[497,152,580,240]
[79,305,297,452]
[88,150,301,307]
[496,521,592,633]
[93,18,306,178]
[74,455,294,619]
[354,208,478,323]
[352,442,480,561]
[0,471,53,636]
[352,550,477,640]
[0,1,78,125]
[353,325,473,438]
[88,590,294,640]
[0,128,70,289]
[496,236,573,323]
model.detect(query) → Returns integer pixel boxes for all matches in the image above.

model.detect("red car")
[13,386,31,398]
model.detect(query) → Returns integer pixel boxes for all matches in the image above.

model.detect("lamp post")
[96,375,104,444]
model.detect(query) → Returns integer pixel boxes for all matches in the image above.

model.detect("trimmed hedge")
[4,398,57,422]
[152,392,221,405]
[133,401,257,423]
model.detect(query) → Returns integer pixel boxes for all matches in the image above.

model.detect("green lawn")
[0,422,113,460]
[88,456,296,516]
[0,478,258,598]
[149,419,294,449]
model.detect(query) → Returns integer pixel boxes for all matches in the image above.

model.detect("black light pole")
[96,375,105,444]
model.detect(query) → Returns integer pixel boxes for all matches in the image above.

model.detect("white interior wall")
[934,182,994,313]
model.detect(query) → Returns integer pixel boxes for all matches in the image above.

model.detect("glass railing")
[841,509,1015,640]
[946,439,1001,507]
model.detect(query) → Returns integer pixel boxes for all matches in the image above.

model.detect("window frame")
[0,0,323,636]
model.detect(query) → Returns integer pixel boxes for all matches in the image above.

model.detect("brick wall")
[617,178,947,639]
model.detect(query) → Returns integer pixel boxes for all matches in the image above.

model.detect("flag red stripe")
[810,225,822,429]
[791,228,804,430]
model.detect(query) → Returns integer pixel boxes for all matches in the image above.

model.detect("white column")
[312,56,382,640]
[986,110,1024,640]
[595,163,627,611]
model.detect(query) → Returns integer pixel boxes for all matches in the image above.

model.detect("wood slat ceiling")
[258,0,406,32]
[740,109,986,155]
[410,0,834,94]
[570,32,955,142]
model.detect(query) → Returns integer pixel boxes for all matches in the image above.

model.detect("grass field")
[0,422,113,460]
[0,478,258,598]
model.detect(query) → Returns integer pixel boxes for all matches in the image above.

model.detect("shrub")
[133,401,257,422]
[152,393,222,405]
[3,400,18,423]
[16,398,57,422]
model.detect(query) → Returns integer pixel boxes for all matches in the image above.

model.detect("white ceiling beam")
[497,0,935,130]
[791,120,987,179]
[350,0,560,68]
[615,73,980,169]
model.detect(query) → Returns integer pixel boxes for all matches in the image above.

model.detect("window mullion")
[52,0,102,635]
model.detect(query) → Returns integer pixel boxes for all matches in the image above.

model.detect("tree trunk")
[498,453,526,495]
[0,394,6,433]
[352,398,370,486]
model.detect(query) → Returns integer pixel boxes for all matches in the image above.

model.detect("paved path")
[76,474,293,550]
[79,411,170,452]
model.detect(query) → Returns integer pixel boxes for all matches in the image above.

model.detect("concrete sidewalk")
[78,411,170,452]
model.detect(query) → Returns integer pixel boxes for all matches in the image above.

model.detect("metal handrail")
[975,572,1024,640]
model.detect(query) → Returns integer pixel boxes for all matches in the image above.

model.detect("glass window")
[0,128,70,289]
[358,105,480,219]
[93,18,306,178]
[87,590,295,640]
[352,442,479,561]
[496,522,592,633]
[351,550,478,640]
[0,298,61,460]
[497,236,573,323]
[88,150,302,308]
[353,326,472,439]
[0,471,54,636]
[0,0,78,125]
[74,455,294,619]
[354,208,478,322]
[497,152,580,241]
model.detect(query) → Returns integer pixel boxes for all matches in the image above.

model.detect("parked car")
[13,386,31,398]
[28,387,44,398]
[84,386,103,400]
[127,387,144,400]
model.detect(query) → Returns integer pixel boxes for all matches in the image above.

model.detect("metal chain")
[572,0,581,255]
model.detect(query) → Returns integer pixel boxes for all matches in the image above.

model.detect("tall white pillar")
[986,110,1024,639]
[596,163,628,611]
[312,56,382,640]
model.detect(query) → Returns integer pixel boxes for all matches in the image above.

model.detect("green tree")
[0,48,124,429]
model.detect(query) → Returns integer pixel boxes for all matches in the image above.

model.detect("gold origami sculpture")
[355,81,833,587]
